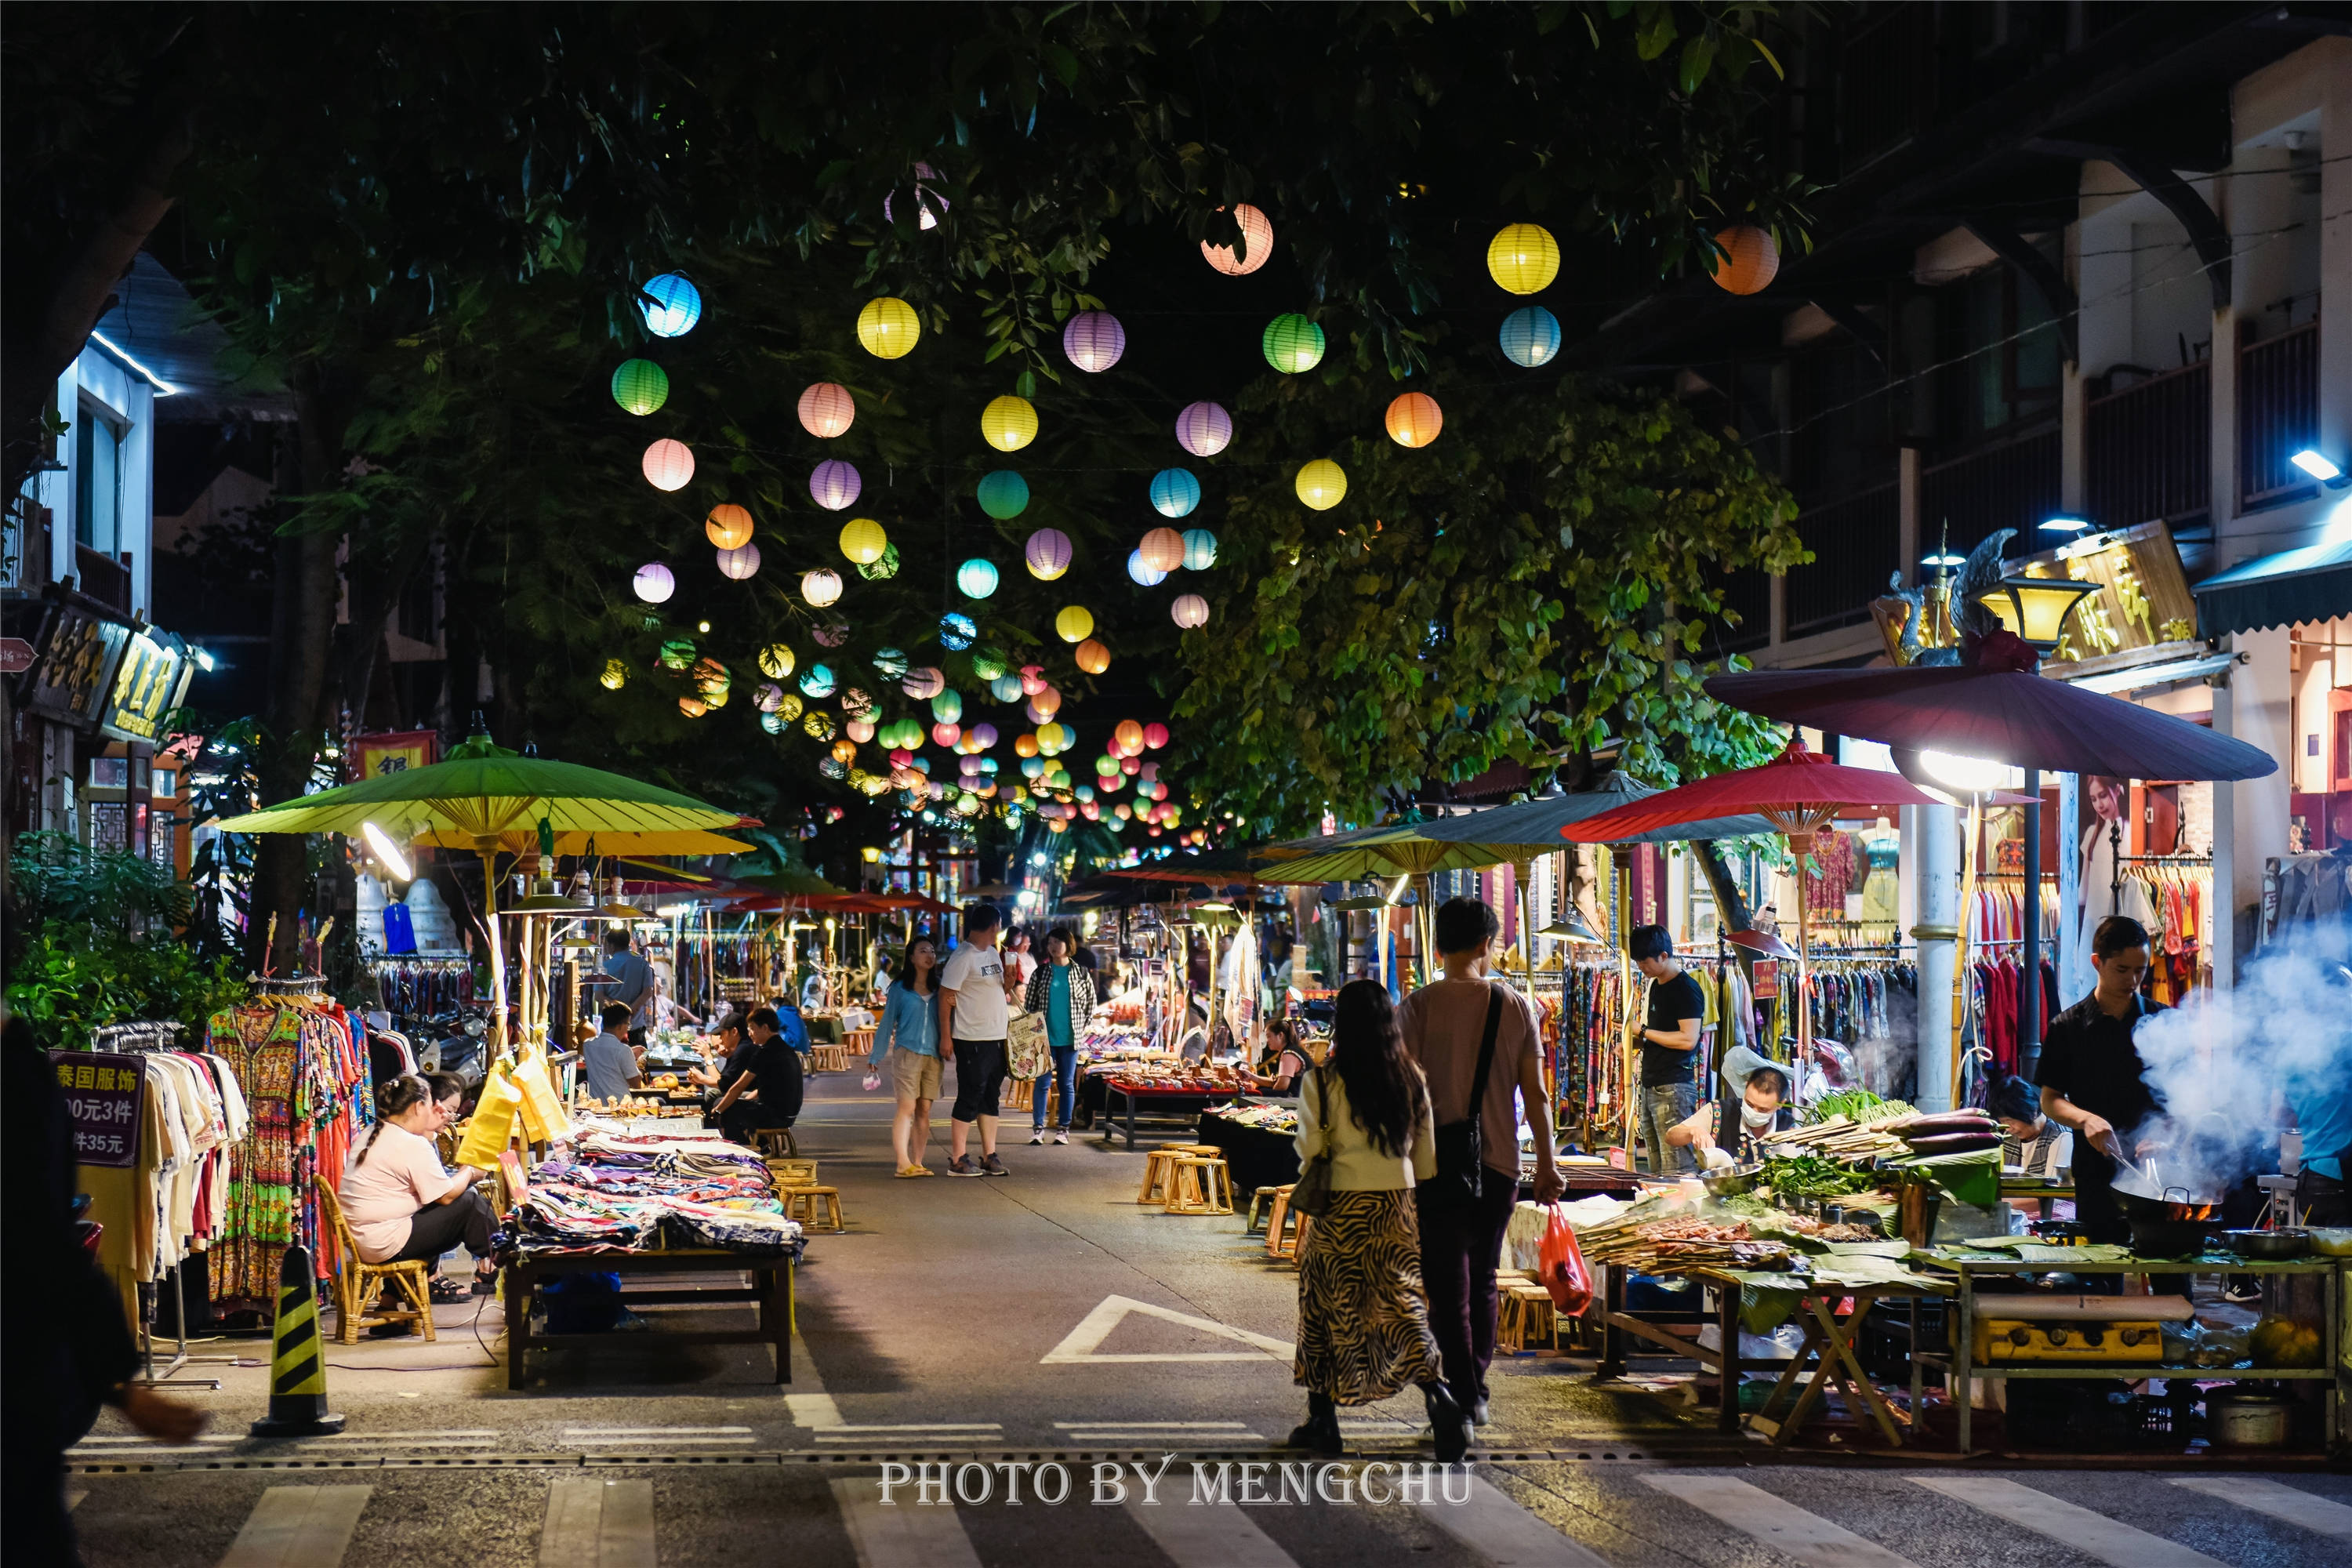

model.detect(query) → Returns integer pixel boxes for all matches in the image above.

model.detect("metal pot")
[1701,1165,1762,1197]
[2111,1171,2226,1258]
[2225,1229,2310,1261]
[2205,1390,2295,1448]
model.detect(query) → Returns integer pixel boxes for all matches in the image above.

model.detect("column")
[2321,38,2352,449]
[1911,804,1960,1113]
[2060,365,2088,513]
[1898,447,1922,579]
[2209,303,2239,543]
[2210,666,2238,987]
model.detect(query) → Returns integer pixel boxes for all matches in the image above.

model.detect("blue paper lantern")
[1499,306,1562,368]
[940,612,977,651]
[799,663,837,699]
[976,470,1029,520]
[873,647,910,678]
[640,274,703,338]
[1149,468,1201,518]
[991,673,1025,702]
[1182,528,1219,571]
[932,689,964,724]
[957,558,1000,599]
[1127,548,1169,587]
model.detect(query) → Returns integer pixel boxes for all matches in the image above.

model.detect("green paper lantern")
[976,470,1029,520]
[858,542,901,581]
[612,359,670,416]
[1261,314,1325,375]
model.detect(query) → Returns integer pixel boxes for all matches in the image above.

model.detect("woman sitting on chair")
[339,1073,495,1312]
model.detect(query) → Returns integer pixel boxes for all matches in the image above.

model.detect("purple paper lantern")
[1024,528,1074,581]
[809,459,862,511]
[1062,310,1127,373]
[971,722,1000,749]
[1175,401,1233,457]
[631,562,676,604]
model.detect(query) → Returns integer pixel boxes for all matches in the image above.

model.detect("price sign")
[1751,959,1780,1000]
[50,1051,145,1168]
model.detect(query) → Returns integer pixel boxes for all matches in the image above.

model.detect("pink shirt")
[340,1122,453,1262]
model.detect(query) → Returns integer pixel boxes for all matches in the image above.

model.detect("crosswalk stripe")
[216,1485,373,1568]
[786,1392,844,1428]
[1123,1491,1296,1566]
[2170,1476,2352,1538]
[67,1490,87,1512]
[541,1479,655,1568]
[1419,1474,1611,1568]
[1642,1475,1922,1568]
[563,1426,752,1436]
[832,1475,984,1568]
[1911,1477,2226,1568]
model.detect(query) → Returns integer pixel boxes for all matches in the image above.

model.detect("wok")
[2111,1166,2226,1258]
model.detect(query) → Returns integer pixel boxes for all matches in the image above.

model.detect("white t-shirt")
[340,1122,454,1262]
[941,941,1010,1042]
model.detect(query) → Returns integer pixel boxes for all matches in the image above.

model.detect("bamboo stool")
[810,1044,851,1073]
[766,1158,819,1189]
[1265,1188,1314,1261]
[751,1126,799,1158]
[317,1181,437,1345]
[1004,1076,1036,1112]
[1162,1154,1235,1216]
[844,1028,876,1058]
[1246,1183,1290,1234]
[786,1186,846,1232]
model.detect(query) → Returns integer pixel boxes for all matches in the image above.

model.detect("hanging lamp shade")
[638,274,702,337]
[797,382,856,439]
[975,470,1029,520]
[939,612,978,651]
[805,710,836,741]
[1033,685,1063,720]
[1294,459,1348,510]
[931,688,964,724]
[757,643,796,679]
[1499,306,1563,368]
[679,695,709,718]
[1486,223,1559,294]
[1127,548,1169,587]
[1149,468,1202,518]
[801,568,844,608]
[659,639,696,672]
[1175,401,1233,457]
[971,645,1007,681]
[1076,639,1110,674]
[1171,593,1210,629]
[799,663,837,699]
[1201,203,1274,275]
[831,738,858,765]
[704,504,754,550]
[856,296,921,359]
[1025,528,1073,580]
[611,359,669,416]
[632,563,675,604]
[883,161,949,230]
[1138,527,1186,575]
[717,543,762,580]
[1015,732,1040,758]
[990,671,1025,701]
[1054,605,1095,644]
[971,720,1000,748]
[838,517,889,564]
[1709,224,1780,296]
[903,666,946,699]
[957,557,1000,598]
[1062,310,1127,372]
[642,438,695,492]
[1144,721,1170,749]
[809,460,862,511]
[1115,719,1145,752]
[981,394,1038,452]
[873,646,910,677]
[857,542,899,581]
[1385,392,1443,448]
[600,660,627,691]
[1261,313,1326,374]
[753,682,785,713]
[1181,528,1218,570]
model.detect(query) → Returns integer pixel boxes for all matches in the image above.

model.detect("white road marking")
[67,1490,87,1512]
[817,1424,1004,1433]
[786,1392,844,1428]
[1123,1491,1297,1566]
[541,1478,655,1568]
[562,1425,753,1436]
[1913,1477,2227,1568]
[1416,1474,1611,1568]
[2170,1476,2352,1538]
[568,1436,755,1446]
[833,1475,984,1568]
[1053,1421,1254,1431]
[1643,1475,1922,1568]
[1041,1294,1294,1364]
[216,1485,373,1568]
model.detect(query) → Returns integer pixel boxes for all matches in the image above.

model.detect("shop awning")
[2194,535,2352,636]
[2067,651,2240,695]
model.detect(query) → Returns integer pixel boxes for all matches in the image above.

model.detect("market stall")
[1192,1099,1301,1199]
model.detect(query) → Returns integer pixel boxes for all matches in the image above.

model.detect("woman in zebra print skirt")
[1290,980,1471,1461]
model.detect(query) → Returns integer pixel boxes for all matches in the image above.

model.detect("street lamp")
[360,821,412,883]
[2289,448,2351,488]
[1974,576,2100,654]
[2040,514,2091,534]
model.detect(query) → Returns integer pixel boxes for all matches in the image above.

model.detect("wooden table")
[1744,1283,1940,1448]
[1099,1082,1220,1149]
[501,1247,793,1391]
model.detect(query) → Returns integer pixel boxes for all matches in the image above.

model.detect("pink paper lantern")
[1144,722,1171,750]
[1121,754,1142,775]
[809,459,862,510]
[1062,310,1127,373]
[1020,665,1047,697]
[1175,401,1232,457]
[1024,528,1073,580]
[797,382,855,438]
[903,666,946,699]
[1171,593,1210,629]
[1201,203,1275,276]
[932,722,962,748]
[1138,527,1185,575]
[642,438,695,492]
[812,622,850,648]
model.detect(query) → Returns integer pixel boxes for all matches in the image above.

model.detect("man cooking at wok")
[2034,915,2164,1246]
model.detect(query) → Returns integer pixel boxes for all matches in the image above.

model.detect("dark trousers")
[1414,1173,1522,1410]
[390,1188,494,1264]
[720,1099,793,1145]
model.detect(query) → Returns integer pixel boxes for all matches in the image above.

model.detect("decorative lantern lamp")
[642,439,695,492]
[873,647,909,678]
[847,717,877,744]
[638,274,702,337]
[1024,528,1073,580]
[1015,732,1040,758]
[971,721,1000,748]
[1181,528,1218,571]
[932,688,964,724]
[1054,605,1094,644]
[1062,310,1127,373]
[1261,314,1326,374]
[1200,203,1274,275]
[838,517,888,564]
[1144,720,1170,749]
[1709,225,1780,296]
[1171,593,1210,629]
[972,646,1007,681]
[1127,549,1168,587]
[805,710,837,741]
[856,296,921,359]
[939,612,977,651]
[1485,223,1560,294]
[1020,664,1047,695]
[883,162,949,230]
[857,543,899,582]
[1149,468,1202,518]
[991,671,1024,702]
[632,563,676,604]
[1385,392,1443,448]
[799,663,837,699]
[1139,527,1185,575]
[956,558,1000,599]
[1975,577,2100,655]
[717,543,762,580]
[1076,639,1110,674]
[611,359,669,416]
[1033,684,1062,719]
[1294,459,1348,510]
[679,695,709,718]
[904,666,946,699]
[1499,306,1562,368]
[809,460,862,511]
[757,643,796,679]
[812,622,849,648]
[932,722,963,749]
[975,470,1029,520]
[1175,401,1233,457]
[659,639,696,672]
[1115,719,1144,752]
[981,395,1039,452]
[800,568,844,608]
[754,683,785,713]
[797,383,855,438]
[600,660,627,691]
[705,504,755,550]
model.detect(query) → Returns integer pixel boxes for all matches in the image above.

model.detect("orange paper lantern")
[705,504,754,550]
[1709,225,1780,296]
[1075,639,1110,674]
[1385,392,1443,448]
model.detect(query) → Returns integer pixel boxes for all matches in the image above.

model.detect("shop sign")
[98,627,197,742]
[1751,959,1779,1000]
[21,601,130,728]
[2029,521,2199,667]
[50,1051,144,1167]
[0,636,34,673]
[354,728,440,779]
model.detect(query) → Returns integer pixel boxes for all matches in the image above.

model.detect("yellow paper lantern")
[1385,392,1443,448]
[705,504,754,550]
[839,517,889,564]
[981,395,1038,452]
[831,739,858,764]
[1709,224,1781,296]
[1054,605,1094,644]
[599,660,626,691]
[1295,459,1348,510]
[1486,223,1560,295]
[856,296,921,359]
[757,643,796,679]
[1076,639,1110,674]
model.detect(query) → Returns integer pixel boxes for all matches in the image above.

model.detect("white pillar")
[2229,627,2294,956]
[1911,803,1960,1113]
[2211,667,2237,988]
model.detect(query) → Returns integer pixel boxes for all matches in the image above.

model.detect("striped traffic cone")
[249,1243,346,1437]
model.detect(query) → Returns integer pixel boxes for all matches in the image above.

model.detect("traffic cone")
[249,1243,346,1437]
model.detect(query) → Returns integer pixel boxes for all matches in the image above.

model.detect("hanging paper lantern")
[856,296,921,359]
[829,738,858,765]
[883,161,949,230]
[810,460,862,511]
[1178,528,1217,571]
[642,439,695,492]
[805,710,837,741]
[693,657,731,698]
[632,563,676,604]
[931,689,964,724]
[600,660,627,691]
[705,504,755,550]
[903,666,945,699]
[838,517,888,564]
[955,557,1000,598]
[1486,223,1560,295]
[1138,527,1185,575]
[1499,306,1562,368]
[1121,754,1141,775]
[971,721,1000,749]
[1145,721,1170,749]
[972,647,1007,681]
[975,470,1029,520]
[1054,605,1094,644]
[757,643,796,679]
[1020,665,1047,696]
[847,717,877,743]
[717,542,762,580]
[678,695,709,718]
[990,672,1024,702]
[841,685,875,717]
[1148,468,1202,518]
[760,710,787,735]
[812,622,849,648]
[1200,202,1274,275]
[1709,224,1780,296]
[1171,593,1210,629]
[638,274,702,337]
[981,395,1038,452]
[858,543,899,582]
[873,647,909,678]
[778,693,804,722]
[1024,528,1073,580]
[1031,684,1063,719]
[1015,732,1040,759]
[1261,314,1326,374]
[932,722,963,748]
[1294,459,1348,511]
[938,612,977,651]
[1062,310,1127,372]
[799,663,837,698]
[659,639,696,672]
[1076,639,1111,674]
[800,568,843,608]
[754,682,785,713]
[1127,549,1168,587]
[1175,401,1232,457]
[1385,392,1443,448]
[611,359,669,416]
[1115,719,1145,752]
[797,383,855,438]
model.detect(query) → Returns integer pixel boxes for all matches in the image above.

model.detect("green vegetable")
[1762,1154,1874,1199]
[1808,1087,1916,1127]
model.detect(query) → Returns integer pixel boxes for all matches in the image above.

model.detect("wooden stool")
[1246,1183,1287,1234]
[317,1181,437,1345]
[844,1028,876,1058]
[810,1044,850,1073]
[751,1126,799,1158]
[1138,1147,1183,1204]
[1004,1076,1036,1112]
[1288,1213,1314,1266]
[786,1186,845,1232]
[1515,1284,1559,1350]
[1266,1187,1316,1260]
[1163,1155,1235,1216]
[766,1158,818,1189]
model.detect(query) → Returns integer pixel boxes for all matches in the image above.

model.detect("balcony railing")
[1838,6,1938,174]
[1920,427,2062,559]
[1786,480,1900,638]
[2239,322,2319,510]
[2086,361,2209,529]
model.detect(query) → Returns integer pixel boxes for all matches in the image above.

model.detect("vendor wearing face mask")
[1666,1044,1795,1171]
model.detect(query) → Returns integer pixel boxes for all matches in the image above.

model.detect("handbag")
[1006,1007,1051,1080]
[1430,989,1504,1202]
[1289,1067,1338,1218]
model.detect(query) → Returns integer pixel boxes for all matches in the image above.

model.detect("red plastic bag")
[1536,1203,1593,1316]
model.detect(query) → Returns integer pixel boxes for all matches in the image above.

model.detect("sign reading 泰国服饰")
[51,1051,145,1168]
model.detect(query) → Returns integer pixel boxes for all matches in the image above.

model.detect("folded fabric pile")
[1205,1099,1300,1134]
[499,1133,804,1258]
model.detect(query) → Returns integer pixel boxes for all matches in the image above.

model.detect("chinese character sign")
[354,729,439,780]
[50,1051,144,1168]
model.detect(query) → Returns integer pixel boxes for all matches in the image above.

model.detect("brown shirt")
[1398,977,1541,1178]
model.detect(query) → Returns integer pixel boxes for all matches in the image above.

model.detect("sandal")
[895,1164,934,1178]
[427,1276,466,1305]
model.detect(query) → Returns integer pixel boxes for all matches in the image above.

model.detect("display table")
[1192,1107,1301,1199]
[1099,1082,1218,1149]
[502,1247,793,1391]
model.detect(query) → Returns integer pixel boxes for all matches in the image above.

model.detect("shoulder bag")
[1430,989,1504,1203]
[1005,1007,1050,1080]
[1289,1066,1338,1217]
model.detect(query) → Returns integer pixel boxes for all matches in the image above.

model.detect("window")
[89,757,131,789]
[75,405,127,553]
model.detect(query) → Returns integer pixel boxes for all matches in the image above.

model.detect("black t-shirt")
[738,1033,806,1123]
[1640,971,1708,1087]
[2034,991,2163,1192]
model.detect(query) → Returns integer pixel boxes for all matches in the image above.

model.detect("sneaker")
[1029,1131,1046,1145]
[981,1154,1010,1177]
[1470,1396,1491,1427]
[1054,1131,1069,1145]
[946,1155,982,1177]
